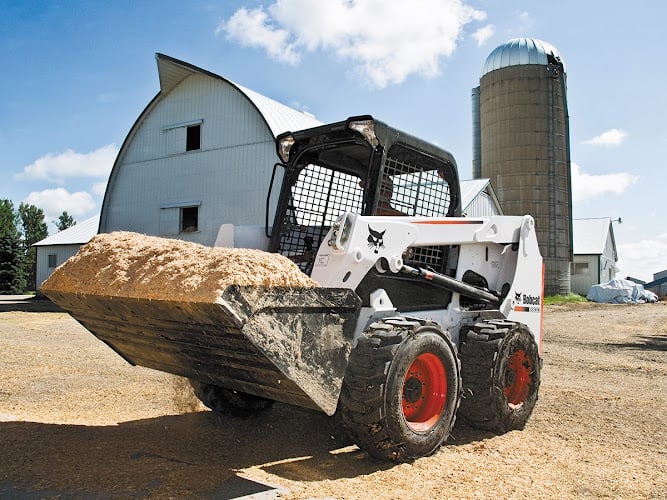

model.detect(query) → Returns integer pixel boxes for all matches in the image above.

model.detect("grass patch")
[544,293,588,305]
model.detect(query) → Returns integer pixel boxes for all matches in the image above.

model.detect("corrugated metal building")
[460,178,502,217]
[33,215,100,287]
[646,271,667,296]
[571,218,618,296]
[100,53,322,249]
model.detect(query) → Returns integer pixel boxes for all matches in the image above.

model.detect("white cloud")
[583,128,627,147]
[617,236,667,282]
[24,188,96,222]
[92,181,108,197]
[219,0,486,88]
[16,144,118,183]
[518,11,533,27]
[571,162,638,202]
[472,24,494,46]
[220,7,300,65]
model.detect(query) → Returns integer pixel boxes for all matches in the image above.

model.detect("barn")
[570,218,619,296]
[99,53,322,249]
[33,215,100,288]
[459,178,502,217]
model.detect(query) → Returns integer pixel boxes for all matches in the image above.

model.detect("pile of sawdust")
[41,231,317,302]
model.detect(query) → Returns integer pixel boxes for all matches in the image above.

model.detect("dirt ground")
[0,296,665,499]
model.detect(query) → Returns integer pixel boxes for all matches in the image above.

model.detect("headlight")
[348,119,378,147]
[278,135,295,163]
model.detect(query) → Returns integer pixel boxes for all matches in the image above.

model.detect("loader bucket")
[43,285,361,415]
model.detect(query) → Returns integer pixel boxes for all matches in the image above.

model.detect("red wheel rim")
[504,349,533,409]
[402,352,447,432]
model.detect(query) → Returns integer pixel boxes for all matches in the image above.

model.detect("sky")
[1,0,665,282]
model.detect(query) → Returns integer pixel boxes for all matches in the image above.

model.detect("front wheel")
[340,317,461,462]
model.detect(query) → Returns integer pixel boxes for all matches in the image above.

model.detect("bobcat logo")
[367,225,386,254]
[515,291,522,303]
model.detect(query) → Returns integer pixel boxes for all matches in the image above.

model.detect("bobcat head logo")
[367,225,386,254]
[515,291,522,303]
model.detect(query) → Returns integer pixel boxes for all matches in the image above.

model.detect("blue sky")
[1,0,665,282]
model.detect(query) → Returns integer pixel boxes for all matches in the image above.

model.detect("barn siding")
[36,245,83,287]
[464,191,499,217]
[102,74,282,247]
[570,254,598,296]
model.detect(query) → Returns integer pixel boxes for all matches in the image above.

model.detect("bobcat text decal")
[513,291,542,313]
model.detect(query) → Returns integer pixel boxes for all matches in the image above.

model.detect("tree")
[56,211,77,232]
[0,199,18,236]
[0,199,25,294]
[18,203,49,291]
[0,233,25,294]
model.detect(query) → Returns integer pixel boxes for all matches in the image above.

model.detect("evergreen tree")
[0,199,25,293]
[0,199,18,236]
[18,203,49,291]
[56,211,76,231]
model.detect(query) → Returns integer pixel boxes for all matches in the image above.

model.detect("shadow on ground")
[0,404,392,498]
[0,401,492,498]
[613,335,667,352]
[0,295,62,313]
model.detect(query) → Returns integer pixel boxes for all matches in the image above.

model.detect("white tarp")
[587,279,659,304]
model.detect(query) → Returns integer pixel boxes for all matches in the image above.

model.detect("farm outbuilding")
[459,178,502,217]
[570,218,619,296]
[33,215,100,288]
[99,53,322,249]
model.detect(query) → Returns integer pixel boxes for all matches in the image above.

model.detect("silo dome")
[482,37,565,76]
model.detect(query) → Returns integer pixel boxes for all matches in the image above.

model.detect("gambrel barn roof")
[155,54,322,136]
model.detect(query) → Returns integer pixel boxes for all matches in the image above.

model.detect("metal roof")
[34,215,99,246]
[573,218,615,255]
[460,178,502,214]
[482,37,564,76]
[155,53,322,137]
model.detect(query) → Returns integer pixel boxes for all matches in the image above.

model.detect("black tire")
[459,320,541,433]
[340,317,461,462]
[189,381,274,418]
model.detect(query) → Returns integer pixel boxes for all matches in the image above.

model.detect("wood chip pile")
[41,231,317,303]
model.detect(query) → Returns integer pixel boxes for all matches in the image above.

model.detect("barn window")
[48,254,57,268]
[572,262,589,276]
[162,119,203,155]
[186,125,201,151]
[181,206,199,233]
[160,200,201,235]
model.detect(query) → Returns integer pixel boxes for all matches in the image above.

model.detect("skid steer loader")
[42,115,543,462]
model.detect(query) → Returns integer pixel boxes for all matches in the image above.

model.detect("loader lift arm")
[398,263,502,306]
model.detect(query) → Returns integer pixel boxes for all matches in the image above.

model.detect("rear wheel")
[459,320,541,433]
[190,381,274,418]
[340,317,461,462]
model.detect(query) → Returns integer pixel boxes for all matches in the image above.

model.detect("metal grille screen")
[383,156,452,271]
[279,165,363,273]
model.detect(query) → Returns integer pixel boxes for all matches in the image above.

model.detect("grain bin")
[473,38,572,295]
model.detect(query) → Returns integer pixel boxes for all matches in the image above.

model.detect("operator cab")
[269,116,461,311]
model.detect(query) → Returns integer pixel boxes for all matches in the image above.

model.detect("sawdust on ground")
[0,300,665,498]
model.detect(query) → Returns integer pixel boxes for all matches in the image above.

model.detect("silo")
[475,37,572,295]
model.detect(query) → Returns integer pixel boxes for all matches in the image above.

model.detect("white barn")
[571,218,619,296]
[100,53,322,248]
[460,178,502,217]
[33,215,100,287]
